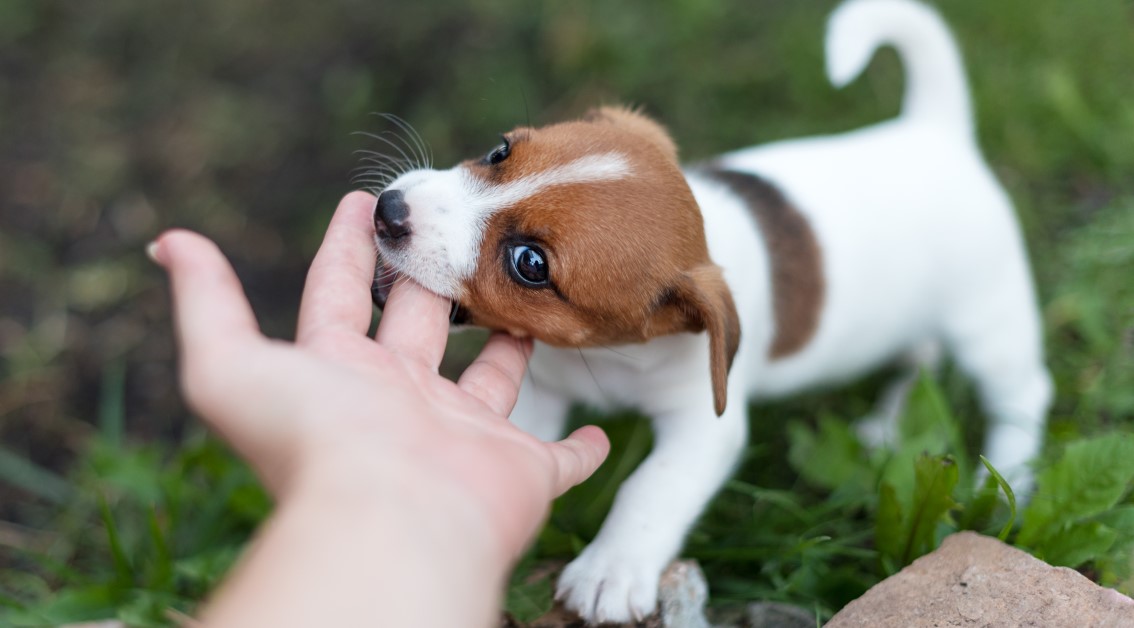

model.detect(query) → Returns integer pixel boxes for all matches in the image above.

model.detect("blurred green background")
[1,0,1133,624]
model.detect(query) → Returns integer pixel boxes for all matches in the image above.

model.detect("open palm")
[154,191,609,561]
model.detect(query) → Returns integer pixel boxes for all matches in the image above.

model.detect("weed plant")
[1,0,1133,624]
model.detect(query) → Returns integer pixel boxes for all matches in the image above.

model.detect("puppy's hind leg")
[944,280,1052,498]
[855,340,942,448]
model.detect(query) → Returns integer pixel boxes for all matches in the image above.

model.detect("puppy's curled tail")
[826,0,973,138]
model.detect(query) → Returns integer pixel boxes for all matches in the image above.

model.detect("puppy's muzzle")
[374,190,412,241]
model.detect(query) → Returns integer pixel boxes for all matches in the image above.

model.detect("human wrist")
[203,451,510,628]
[289,441,517,569]
[278,451,512,626]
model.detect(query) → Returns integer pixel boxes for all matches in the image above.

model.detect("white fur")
[380,153,631,299]
[526,1,1050,623]
[465,152,632,212]
[377,0,1051,623]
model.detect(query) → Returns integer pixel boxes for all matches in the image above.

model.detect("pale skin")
[150,191,610,628]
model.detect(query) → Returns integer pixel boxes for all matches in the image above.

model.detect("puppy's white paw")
[556,545,663,625]
[854,412,895,448]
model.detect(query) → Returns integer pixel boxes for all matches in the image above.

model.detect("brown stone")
[826,531,1134,627]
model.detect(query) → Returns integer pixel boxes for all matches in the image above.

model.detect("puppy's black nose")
[374,190,412,240]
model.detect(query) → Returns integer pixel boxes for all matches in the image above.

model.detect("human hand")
[150,191,610,564]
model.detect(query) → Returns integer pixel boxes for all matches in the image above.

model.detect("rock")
[826,531,1134,627]
[657,561,712,628]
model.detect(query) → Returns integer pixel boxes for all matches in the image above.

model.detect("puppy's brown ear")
[668,265,741,416]
[583,105,679,163]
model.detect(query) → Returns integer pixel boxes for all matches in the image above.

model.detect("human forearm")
[201,460,510,628]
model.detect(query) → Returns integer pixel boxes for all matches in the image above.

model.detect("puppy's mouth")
[370,258,473,325]
[370,256,396,309]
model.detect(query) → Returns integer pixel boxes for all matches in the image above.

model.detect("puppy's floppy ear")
[583,105,679,163]
[667,264,741,416]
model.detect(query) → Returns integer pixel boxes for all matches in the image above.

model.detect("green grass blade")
[98,360,126,446]
[0,446,73,504]
[97,494,134,587]
[146,506,173,590]
[979,455,1017,541]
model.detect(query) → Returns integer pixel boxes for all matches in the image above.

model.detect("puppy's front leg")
[556,397,747,624]
[509,376,571,442]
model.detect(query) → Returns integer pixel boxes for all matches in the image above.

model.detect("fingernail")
[145,240,162,265]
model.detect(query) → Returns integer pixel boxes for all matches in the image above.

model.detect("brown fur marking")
[703,167,824,359]
[455,107,740,414]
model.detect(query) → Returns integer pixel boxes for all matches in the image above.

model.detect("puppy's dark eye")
[486,137,511,165]
[508,243,549,286]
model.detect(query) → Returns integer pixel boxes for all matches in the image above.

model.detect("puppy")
[368,0,1051,623]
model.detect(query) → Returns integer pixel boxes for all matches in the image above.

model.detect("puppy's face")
[373,107,739,413]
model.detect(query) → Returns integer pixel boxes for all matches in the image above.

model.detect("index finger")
[296,191,380,343]
[374,277,451,370]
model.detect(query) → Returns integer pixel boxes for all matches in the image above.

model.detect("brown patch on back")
[703,167,824,359]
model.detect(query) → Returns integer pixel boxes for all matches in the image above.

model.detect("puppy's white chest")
[527,333,712,415]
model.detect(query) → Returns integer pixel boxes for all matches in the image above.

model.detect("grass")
[1,0,1133,624]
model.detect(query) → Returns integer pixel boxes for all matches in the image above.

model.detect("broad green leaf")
[1095,505,1134,535]
[505,566,554,622]
[1093,507,1134,588]
[877,373,966,515]
[900,372,964,461]
[787,418,869,492]
[875,482,903,573]
[903,454,959,564]
[1019,434,1134,547]
[1040,521,1118,568]
[1,584,119,626]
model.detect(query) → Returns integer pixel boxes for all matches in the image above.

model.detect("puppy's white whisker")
[354,155,411,176]
[358,165,405,182]
[352,148,411,165]
[381,128,426,171]
[369,113,424,162]
[382,113,434,168]
[355,131,420,174]
[377,128,420,170]
[354,174,398,188]
[354,157,408,172]
[352,168,399,183]
[351,159,404,174]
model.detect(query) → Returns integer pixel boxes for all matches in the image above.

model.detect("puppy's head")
[372,106,739,414]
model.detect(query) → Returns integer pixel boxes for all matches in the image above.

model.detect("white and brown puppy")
[369,0,1051,623]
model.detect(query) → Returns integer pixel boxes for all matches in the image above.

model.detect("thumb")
[150,230,263,413]
[547,426,611,497]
